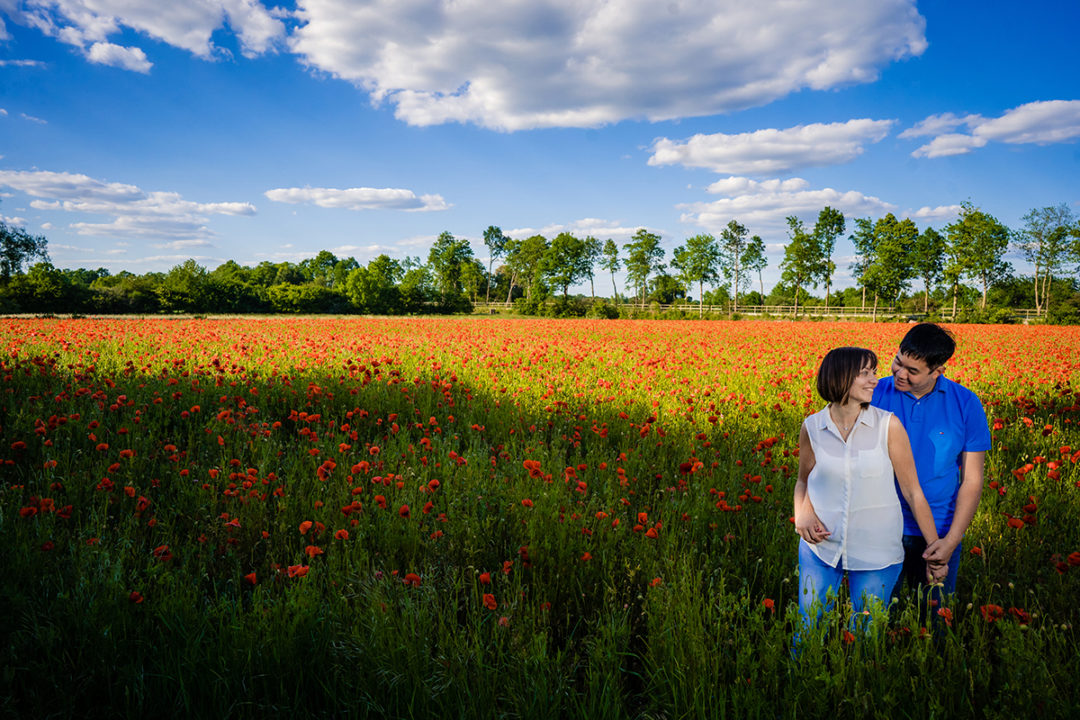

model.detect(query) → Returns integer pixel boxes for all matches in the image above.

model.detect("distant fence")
[471,302,1042,321]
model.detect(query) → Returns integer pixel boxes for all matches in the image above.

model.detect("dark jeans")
[893,534,962,623]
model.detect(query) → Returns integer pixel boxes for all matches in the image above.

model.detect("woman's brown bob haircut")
[816,347,878,405]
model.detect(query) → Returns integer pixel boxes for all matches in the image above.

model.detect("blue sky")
[1,0,1078,294]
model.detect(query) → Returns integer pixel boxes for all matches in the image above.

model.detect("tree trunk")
[506,272,517,304]
[1033,264,1041,315]
[923,278,929,313]
[825,278,830,313]
[590,275,595,301]
[758,272,763,305]
[792,283,800,318]
[861,285,866,311]
[981,272,988,310]
[951,282,957,320]
[486,260,493,304]
[1043,272,1053,316]
[611,272,618,303]
[699,279,704,318]
[872,293,879,322]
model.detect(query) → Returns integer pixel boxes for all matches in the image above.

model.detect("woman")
[794,346,945,635]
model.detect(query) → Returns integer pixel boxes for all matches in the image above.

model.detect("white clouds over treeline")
[1,0,928,129]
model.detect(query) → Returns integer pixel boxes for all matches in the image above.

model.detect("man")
[872,323,991,601]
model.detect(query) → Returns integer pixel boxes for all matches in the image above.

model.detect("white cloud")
[331,244,398,255]
[152,239,213,249]
[1,214,29,226]
[41,222,53,230]
[897,112,979,139]
[0,59,45,67]
[911,133,987,158]
[87,41,152,73]
[264,186,450,212]
[679,175,895,233]
[4,0,285,65]
[506,218,646,241]
[20,112,47,124]
[907,205,961,221]
[0,108,7,116]
[908,100,1080,157]
[0,169,255,241]
[288,0,925,130]
[649,119,894,175]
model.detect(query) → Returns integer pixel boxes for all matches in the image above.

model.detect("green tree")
[945,202,1011,311]
[741,235,767,303]
[543,232,591,298]
[427,231,475,303]
[863,213,916,320]
[1015,204,1077,315]
[624,229,664,308]
[158,260,210,313]
[648,272,686,304]
[719,221,749,313]
[299,250,339,287]
[600,239,621,302]
[812,206,845,311]
[672,233,721,317]
[7,261,75,313]
[460,259,485,303]
[273,262,305,286]
[504,235,549,302]
[0,217,49,283]
[582,236,602,300]
[849,217,876,310]
[778,217,821,317]
[345,255,403,314]
[91,271,161,313]
[482,226,508,304]
[911,227,945,313]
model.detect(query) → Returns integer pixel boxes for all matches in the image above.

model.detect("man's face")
[891,351,942,398]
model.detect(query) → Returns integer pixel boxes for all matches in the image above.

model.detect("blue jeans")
[798,541,902,635]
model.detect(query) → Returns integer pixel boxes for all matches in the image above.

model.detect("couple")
[794,323,991,631]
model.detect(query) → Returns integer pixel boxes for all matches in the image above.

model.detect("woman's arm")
[887,415,946,578]
[794,423,830,544]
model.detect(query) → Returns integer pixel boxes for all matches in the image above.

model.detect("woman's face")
[846,361,878,404]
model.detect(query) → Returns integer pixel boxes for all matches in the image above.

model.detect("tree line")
[1,201,1078,321]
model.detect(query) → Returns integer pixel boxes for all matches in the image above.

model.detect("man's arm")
[924,450,985,564]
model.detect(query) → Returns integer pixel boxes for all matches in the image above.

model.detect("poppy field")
[2,317,1079,719]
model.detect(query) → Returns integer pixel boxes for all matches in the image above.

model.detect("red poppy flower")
[980,604,1004,622]
[304,545,324,558]
[483,593,497,611]
[334,529,349,540]
[244,572,257,586]
[299,520,313,535]
[287,565,310,578]
[399,504,410,518]
[403,572,421,587]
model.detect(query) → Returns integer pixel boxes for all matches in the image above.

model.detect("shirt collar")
[817,404,877,437]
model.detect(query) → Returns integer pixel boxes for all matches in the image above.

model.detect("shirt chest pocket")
[930,429,961,478]
[857,450,887,481]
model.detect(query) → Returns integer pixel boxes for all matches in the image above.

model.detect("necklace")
[830,407,859,433]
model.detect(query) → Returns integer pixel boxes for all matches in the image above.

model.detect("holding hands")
[923,538,954,583]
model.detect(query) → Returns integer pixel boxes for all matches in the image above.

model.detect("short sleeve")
[962,391,992,453]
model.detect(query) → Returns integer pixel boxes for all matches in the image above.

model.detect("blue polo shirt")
[871,375,991,536]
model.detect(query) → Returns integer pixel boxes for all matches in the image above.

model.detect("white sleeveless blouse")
[802,404,904,571]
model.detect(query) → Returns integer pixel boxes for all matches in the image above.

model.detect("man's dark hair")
[817,347,877,406]
[899,323,955,370]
